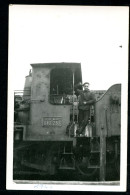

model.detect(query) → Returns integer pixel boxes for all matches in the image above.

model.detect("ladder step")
[61,153,73,155]
[59,167,75,170]
[88,165,100,168]
[90,151,100,153]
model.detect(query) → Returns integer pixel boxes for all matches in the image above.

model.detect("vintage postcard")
[7,5,129,191]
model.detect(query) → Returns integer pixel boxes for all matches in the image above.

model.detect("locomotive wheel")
[76,156,98,177]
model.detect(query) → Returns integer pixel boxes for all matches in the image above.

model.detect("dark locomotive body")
[14,63,121,181]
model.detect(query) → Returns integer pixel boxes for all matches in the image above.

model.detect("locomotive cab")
[25,63,82,141]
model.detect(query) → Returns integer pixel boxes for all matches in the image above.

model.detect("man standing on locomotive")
[76,82,96,135]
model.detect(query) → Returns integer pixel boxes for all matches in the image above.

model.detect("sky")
[8,5,129,90]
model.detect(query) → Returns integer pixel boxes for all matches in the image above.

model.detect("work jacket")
[78,90,95,111]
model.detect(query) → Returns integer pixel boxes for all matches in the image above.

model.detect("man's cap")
[83,82,90,86]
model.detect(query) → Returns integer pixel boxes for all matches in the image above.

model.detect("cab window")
[50,68,74,105]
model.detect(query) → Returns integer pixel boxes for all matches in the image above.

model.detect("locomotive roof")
[31,62,81,70]
[31,62,82,83]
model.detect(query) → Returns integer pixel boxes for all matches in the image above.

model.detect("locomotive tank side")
[95,84,121,137]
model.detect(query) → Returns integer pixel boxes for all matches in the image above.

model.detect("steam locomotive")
[14,63,121,181]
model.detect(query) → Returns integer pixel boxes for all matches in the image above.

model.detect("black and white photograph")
[7,5,129,191]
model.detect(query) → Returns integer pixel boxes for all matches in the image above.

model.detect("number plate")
[42,117,62,127]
